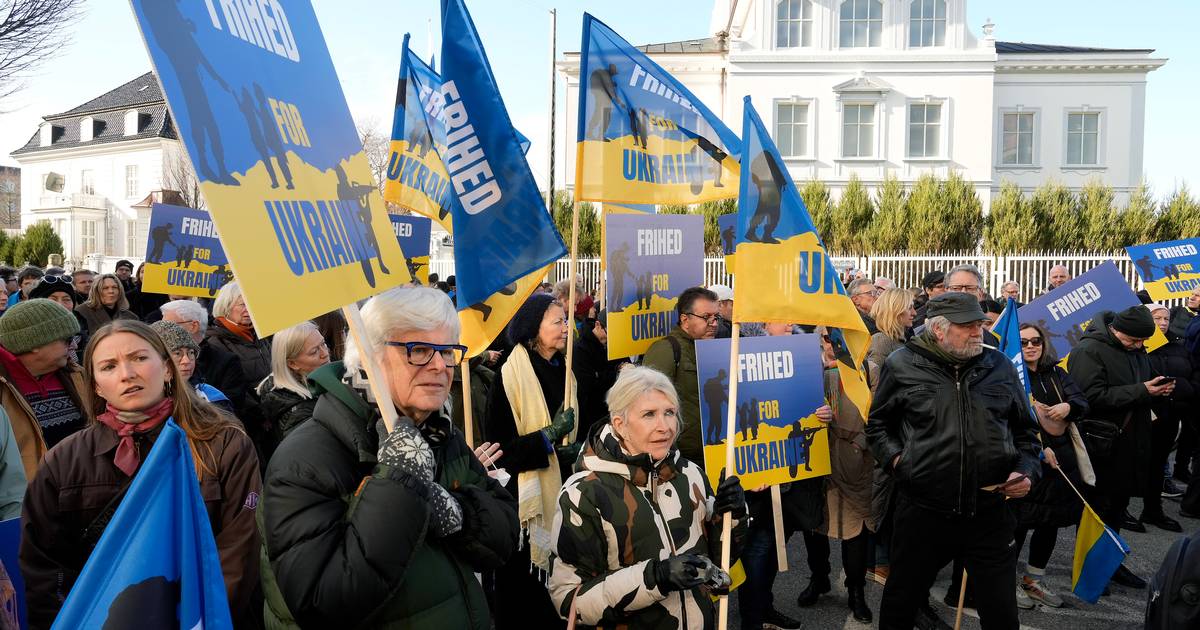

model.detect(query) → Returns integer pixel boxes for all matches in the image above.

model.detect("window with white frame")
[909,0,946,47]
[125,165,139,199]
[126,221,138,255]
[841,104,875,158]
[80,170,95,195]
[840,0,883,48]
[1066,111,1100,165]
[1001,112,1036,165]
[81,220,97,254]
[908,102,942,158]
[775,102,810,157]
[776,0,812,48]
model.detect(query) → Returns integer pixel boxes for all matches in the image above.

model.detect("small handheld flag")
[1071,503,1130,604]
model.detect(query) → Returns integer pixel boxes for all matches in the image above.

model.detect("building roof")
[996,41,1155,55]
[11,71,176,158]
[635,36,724,54]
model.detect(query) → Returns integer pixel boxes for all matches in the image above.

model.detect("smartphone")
[1157,376,1177,384]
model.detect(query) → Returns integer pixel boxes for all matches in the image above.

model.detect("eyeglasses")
[684,312,719,324]
[853,289,881,298]
[947,285,981,293]
[40,275,71,286]
[384,341,468,367]
[170,347,197,360]
[1019,338,1043,348]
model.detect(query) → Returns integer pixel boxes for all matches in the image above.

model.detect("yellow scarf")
[501,343,577,571]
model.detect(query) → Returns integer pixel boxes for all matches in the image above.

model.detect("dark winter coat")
[206,323,272,385]
[484,347,564,486]
[1148,334,1200,422]
[1010,366,1090,528]
[865,335,1041,517]
[572,327,629,440]
[260,362,517,630]
[199,339,250,414]
[72,303,137,335]
[1068,311,1155,495]
[256,376,316,443]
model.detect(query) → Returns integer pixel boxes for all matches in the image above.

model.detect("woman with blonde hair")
[20,320,261,628]
[866,288,915,387]
[257,320,330,444]
[73,273,137,334]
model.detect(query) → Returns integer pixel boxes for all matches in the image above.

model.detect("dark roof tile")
[12,103,175,156]
[996,41,1154,55]
[51,71,163,118]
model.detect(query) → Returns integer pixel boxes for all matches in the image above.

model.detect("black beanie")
[507,293,558,346]
[1112,306,1156,339]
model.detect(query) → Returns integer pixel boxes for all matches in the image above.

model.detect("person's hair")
[212,280,244,320]
[1001,281,1020,292]
[0,265,14,281]
[344,286,461,373]
[606,365,681,435]
[926,315,951,337]
[871,288,914,342]
[270,321,320,398]
[84,273,129,310]
[945,264,983,288]
[847,278,875,297]
[676,287,718,321]
[980,299,1004,315]
[1049,264,1069,276]
[1018,322,1059,371]
[552,278,583,302]
[312,309,347,361]
[83,320,238,479]
[72,269,95,279]
[160,299,209,334]
[44,266,64,276]
[428,272,440,284]
[16,265,43,284]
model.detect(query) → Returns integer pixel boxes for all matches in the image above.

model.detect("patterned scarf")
[95,397,174,476]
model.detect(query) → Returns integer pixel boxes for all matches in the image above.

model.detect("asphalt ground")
[726,495,1194,629]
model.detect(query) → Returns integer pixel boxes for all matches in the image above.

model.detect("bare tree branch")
[356,116,402,212]
[161,148,206,210]
[0,0,85,102]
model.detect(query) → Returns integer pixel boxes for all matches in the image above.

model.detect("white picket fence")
[430,250,1187,307]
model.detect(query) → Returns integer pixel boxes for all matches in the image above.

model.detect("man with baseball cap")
[0,298,87,480]
[708,284,735,338]
[866,293,1040,629]
[1069,305,1174,589]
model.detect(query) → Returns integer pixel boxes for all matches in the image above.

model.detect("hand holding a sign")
[815,404,833,424]
[542,408,576,442]
[713,474,746,520]
[1145,376,1176,397]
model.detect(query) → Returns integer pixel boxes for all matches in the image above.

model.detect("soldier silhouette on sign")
[468,282,518,322]
[703,369,728,445]
[148,222,176,264]
[722,222,736,255]
[744,150,786,244]
[584,63,620,142]
[787,423,827,476]
[608,242,633,313]
[1135,255,1161,281]
[335,165,391,287]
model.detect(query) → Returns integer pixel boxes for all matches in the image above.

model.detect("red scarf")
[95,397,174,476]
[217,317,256,342]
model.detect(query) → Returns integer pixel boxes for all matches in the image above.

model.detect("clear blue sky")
[1,0,1193,201]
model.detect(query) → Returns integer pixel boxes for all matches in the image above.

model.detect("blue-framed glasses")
[384,341,468,367]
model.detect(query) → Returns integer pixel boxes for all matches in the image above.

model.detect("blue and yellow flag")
[440,0,567,310]
[386,34,553,357]
[1072,503,1129,603]
[54,421,234,628]
[732,97,870,417]
[993,297,1039,425]
[575,14,740,205]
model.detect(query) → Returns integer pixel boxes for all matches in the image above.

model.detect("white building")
[560,0,1166,209]
[10,72,187,267]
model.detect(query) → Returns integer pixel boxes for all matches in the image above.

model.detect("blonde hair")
[343,286,461,373]
[269,320,321,398]
[84,273,129,311]
[606,366,681,436]
[871,288,914,343]
[212,280,243,320]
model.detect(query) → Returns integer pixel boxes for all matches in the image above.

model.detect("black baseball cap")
[925,293,989,324]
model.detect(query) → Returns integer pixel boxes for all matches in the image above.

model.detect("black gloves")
[653,554,709,592]
[713,474,746,520]
[542,407,576,442]
[555,441,583,467]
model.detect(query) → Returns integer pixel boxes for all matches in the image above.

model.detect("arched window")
[909,0,946,47]
[840,0,883,48]
[776,0,812,48]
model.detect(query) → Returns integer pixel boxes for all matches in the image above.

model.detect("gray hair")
[161,299,209,334]
[945,264,983,288]
[606,366,681,434]
[212,280,243,320]
[268,321,320,399]
[1001,281,1020,292]
[344,286,461,373]
[847,278,875,296]
[926,315,952,337]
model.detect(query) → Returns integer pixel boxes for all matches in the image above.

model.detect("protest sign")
[389,214,432,285]
[696,334,829,490]
[717,213,737,270]
[141,204,232,298]
[604,213,703,359]
[1126,238,1200,301]
[1019,261,1167,361]
[129,0,409,335]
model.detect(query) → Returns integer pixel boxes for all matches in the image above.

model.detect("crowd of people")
[0,257,1193,630]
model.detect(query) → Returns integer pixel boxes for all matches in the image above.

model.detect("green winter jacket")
[259,362,518,629]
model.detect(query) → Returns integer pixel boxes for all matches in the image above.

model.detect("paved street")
[726,495,1192,629]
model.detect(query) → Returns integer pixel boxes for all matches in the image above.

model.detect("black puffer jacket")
[1148,335,1200,421]
[865,335,1041,517]
[257,376,317,442]
[1067,311,1154,493]
[206,323,272,384]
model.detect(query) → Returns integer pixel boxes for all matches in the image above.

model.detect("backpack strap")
[666,334,682,366]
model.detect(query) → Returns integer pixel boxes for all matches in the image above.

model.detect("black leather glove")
[652,554,709,592]
[541,407,576,442]
[555,441,583,467]
[713,474,747,520]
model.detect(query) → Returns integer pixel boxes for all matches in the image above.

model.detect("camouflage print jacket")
[548,424,744,629]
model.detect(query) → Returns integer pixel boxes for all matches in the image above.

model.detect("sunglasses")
[1019,338,1043,348]
[40,275,72,286]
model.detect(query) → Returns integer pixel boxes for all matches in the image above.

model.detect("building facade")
[559,0,1165,209]
[10,72,188,267]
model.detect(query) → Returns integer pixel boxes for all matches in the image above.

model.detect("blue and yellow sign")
[129,0,408,335]
[575,14,740,205]
[604,213,703,360]
[1126,238,1200,301]
[389,214,432,286]
[142,204,232,298]
[696,334,829,489]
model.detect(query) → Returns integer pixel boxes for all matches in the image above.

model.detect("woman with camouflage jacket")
[548,366,747,629]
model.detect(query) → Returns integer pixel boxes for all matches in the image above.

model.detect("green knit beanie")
[0,298,81,355]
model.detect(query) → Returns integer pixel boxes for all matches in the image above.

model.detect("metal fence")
[429,250,1186,307]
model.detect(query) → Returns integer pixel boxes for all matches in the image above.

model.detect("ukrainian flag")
[575,14,740,205]
[732,97,871,417]
[1071,503,1130,604]
[993,297,1039,426]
